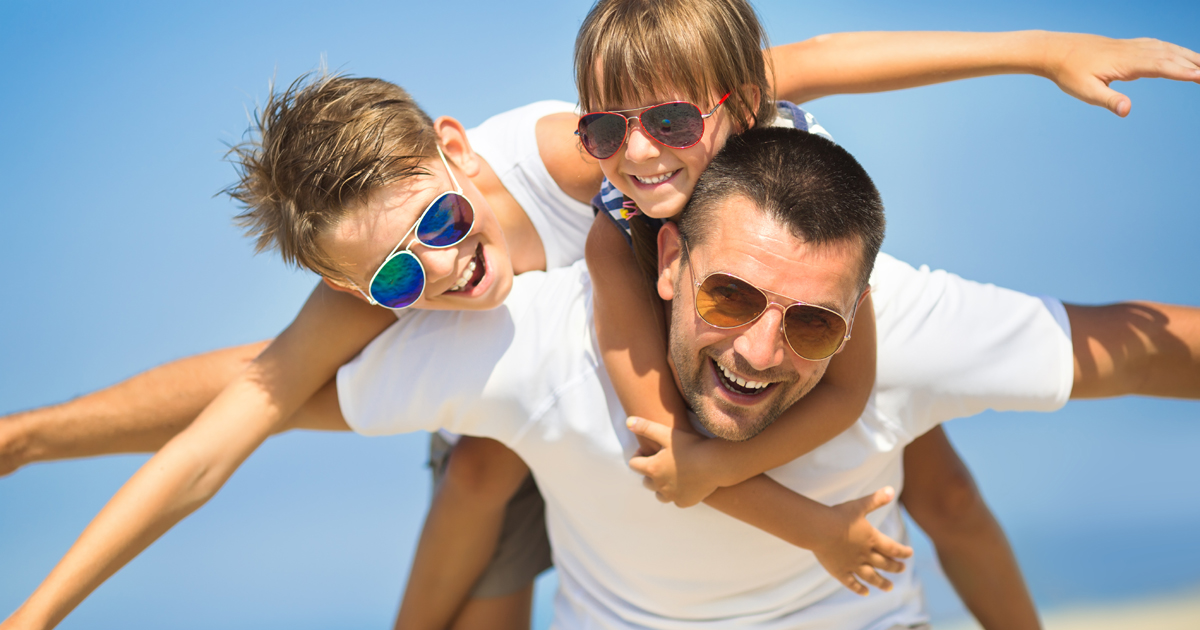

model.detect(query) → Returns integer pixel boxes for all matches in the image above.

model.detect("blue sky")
[1,1,1198,628]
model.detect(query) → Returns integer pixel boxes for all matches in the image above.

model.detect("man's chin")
[694,400,776,442]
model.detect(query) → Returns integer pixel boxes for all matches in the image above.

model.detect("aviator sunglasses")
[357,146,475,310]
[575,93,730,160]
[685,242,857,361]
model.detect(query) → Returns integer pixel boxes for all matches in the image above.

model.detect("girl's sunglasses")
[686,244,856,361]
[358,146,475,310]
[575,93,730,160]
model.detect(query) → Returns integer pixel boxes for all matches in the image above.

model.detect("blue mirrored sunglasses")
[358,147,475,310]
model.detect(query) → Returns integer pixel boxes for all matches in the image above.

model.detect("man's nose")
[731,306,787,371]
[623,121,662,163]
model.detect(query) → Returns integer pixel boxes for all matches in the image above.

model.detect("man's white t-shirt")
[337,255,1073,630]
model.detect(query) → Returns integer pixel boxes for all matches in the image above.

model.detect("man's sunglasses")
[358,146,475,310]
[686,243,857,361]
[575,93,730,160]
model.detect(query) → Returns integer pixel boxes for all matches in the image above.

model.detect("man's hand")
[811,487,914,596]
[1043,33,1200,117]
[626,417,727,508]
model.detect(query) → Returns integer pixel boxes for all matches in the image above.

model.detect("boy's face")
[317,156,513,312]
[596,90,736,219]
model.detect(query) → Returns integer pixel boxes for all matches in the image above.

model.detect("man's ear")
[657,222,684,301]
[433,116,481,178]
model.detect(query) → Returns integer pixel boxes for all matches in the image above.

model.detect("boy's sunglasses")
[358,146,475,310]
[686,243,856,361]
[575,93,730,160]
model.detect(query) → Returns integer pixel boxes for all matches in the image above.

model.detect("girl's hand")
[626,417,726,508]
[1043,33,1200,117]
[811,487,914,596]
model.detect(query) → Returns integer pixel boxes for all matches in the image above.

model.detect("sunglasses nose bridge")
[732,306,788,371]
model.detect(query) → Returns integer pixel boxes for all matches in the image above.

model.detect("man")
[333,126,1166,629]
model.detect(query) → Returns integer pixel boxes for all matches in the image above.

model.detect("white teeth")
[633,171,676,185]
[719,364,768,391]
[449,259,477,292]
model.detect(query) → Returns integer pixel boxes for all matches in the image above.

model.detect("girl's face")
[595,91,736,219]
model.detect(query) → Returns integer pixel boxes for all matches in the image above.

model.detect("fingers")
[838,574,869,597]
[854,565,894,592]
[867,552,906,575]
[642,477,670,503]
[873,533,914,559]
[628,454,653,477]
[625,416,672,448]
[855,486,897,515]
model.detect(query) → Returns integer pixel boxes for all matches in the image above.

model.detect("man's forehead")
[688,197,862,311]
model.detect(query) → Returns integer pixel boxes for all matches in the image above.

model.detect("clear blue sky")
[1,1,1197,628]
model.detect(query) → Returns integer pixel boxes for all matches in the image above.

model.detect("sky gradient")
[1,1,1197,628]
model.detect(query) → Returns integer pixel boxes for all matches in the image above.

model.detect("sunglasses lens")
[783,305,848,360]
[578,113,628,159]
[696,273,768,328]
[641,102,705,148]
[370,251,425,309]
[417,193,474,248]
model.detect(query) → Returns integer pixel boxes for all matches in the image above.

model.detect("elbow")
[903,464,990,540]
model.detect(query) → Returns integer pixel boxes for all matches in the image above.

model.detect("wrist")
[0,412,38,474]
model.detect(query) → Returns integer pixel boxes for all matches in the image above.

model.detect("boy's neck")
[470,156,547,275]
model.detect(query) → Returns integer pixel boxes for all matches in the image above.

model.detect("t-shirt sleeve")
[870,253,1075,437]
[336,305,522,438]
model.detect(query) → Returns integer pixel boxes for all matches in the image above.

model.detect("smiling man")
[335,126,1087,629]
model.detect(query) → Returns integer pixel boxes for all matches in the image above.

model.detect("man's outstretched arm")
[1067,302,1200,399]
[0,341,269,476]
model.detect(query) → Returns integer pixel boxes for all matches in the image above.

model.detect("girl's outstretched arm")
[1,284,395,630]
[771,31,1200,116]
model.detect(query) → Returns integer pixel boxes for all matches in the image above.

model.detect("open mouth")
[447,244,487,293]
[712,358,771,397]
[632,170,679,186]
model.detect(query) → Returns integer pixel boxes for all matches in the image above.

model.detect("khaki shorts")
[429,433,553,599]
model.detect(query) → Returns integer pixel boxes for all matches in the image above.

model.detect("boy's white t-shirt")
[338,255,1074,630]
[466,100,593,270]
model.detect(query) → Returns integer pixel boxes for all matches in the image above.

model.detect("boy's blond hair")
[225,73,437,279]
[574,0,775,130]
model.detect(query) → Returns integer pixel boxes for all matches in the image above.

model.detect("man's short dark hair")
[678,127,886,290]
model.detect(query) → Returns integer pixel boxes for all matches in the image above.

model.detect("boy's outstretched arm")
[0,341,268,476]
[902,426,1040,630]
[1,284,394,630]
[771,31,1200,116]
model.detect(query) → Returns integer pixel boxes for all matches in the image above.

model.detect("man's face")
[660,197,865,441]
[317,154,513,312]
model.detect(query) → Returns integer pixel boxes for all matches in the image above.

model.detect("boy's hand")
[1043,33,1200,117]
[626,417,725,507]
[812,487,914,596]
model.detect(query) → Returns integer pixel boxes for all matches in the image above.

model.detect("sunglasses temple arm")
[436,145,464,195]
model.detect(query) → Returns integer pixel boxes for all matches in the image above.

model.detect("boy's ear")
[739,83,762,130]
[432,116,481,178]
[657,222,683,301]
[321,276,370,302]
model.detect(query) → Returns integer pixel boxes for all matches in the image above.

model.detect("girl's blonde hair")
[574,0,775,129]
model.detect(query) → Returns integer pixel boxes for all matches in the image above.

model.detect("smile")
[447,244,487,293]
[713,359,771,396]
[632,170,677,185]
